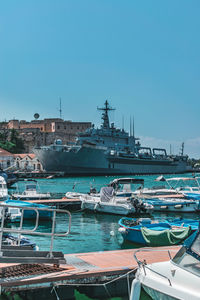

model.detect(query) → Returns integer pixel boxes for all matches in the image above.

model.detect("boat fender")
[160,205,168,209]
[174,204,183,209]
[130,278,141,300]
[118,227,127,234]
[81,202,85,209]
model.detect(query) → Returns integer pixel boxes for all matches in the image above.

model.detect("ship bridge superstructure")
[78,100,139,152]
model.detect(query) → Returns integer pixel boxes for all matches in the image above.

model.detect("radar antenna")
[97,100,115,128]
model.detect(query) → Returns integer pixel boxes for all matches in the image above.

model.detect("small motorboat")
[80,186,153,216]
[118,217,198,246]
[130,228,200,300]
[4,199,53,221]
[2,233,38,250]
[144,197,199,213]
[134,175,200,198]
[12,179,51,200]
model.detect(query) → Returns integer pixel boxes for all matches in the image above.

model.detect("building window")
[57,126,60,130]
[64,126,66,130]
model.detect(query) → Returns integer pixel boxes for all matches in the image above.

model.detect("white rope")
[103,283,112,298]
[51,286,60,300]
[54,267,137,288]
[127,271,131,297]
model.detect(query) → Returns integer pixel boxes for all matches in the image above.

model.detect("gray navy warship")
[34,101,189,175]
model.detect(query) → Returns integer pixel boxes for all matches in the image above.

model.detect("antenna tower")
[59,98,62,119]
[97,100,115,128]
[132,116,135,138]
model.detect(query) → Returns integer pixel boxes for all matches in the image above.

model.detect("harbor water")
[8,173,199,299]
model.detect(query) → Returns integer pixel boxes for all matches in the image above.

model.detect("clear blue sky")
[0,1,200,158]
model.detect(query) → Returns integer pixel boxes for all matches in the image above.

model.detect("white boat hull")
[132,261,200,300]
[81,199,135,215]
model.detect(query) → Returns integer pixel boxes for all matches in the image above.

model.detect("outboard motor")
[130,197,146,213]
[89,187,97,194]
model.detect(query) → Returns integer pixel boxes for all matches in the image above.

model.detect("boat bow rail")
[0,204,71,265]
[133,248,178,287]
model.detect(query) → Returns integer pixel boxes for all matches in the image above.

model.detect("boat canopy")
[154,175,166,182]
[166,177,198,182]
[110,178,144,186]
[100,187,115,202]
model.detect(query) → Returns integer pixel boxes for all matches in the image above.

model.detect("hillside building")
[0,148,14,170]
[0,118,92,152]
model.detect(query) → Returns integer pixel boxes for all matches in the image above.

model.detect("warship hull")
[34,145,188,175]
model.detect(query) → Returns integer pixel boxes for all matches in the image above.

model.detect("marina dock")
[0,245,180,299]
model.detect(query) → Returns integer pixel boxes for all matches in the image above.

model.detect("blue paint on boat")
[118,217,198,245]
[4,199,53,220]
[184,193,200,200]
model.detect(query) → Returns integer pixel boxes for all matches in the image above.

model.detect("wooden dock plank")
[26,198,81,204]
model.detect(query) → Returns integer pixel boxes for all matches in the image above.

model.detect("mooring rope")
[52,267,137,298]
[51,285,60,300]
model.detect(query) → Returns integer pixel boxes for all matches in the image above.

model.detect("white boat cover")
[100,187,114,202]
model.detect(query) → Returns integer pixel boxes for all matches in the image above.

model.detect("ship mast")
[97,100,115,129]
[180,142,184,156]
[59,97,62,119]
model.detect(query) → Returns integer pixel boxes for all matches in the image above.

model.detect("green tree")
[9,129,25,153]
[0,129,25,153]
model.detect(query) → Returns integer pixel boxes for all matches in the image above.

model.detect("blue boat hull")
[118,218,198,245]
[4,199,52,220]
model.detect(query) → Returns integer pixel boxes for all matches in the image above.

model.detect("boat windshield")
[191,233,200,256]
[173,232,200,277]
[8,208,20,214]
[26,184,37,191]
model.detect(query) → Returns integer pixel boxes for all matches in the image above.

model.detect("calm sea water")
[8,174,199,299]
